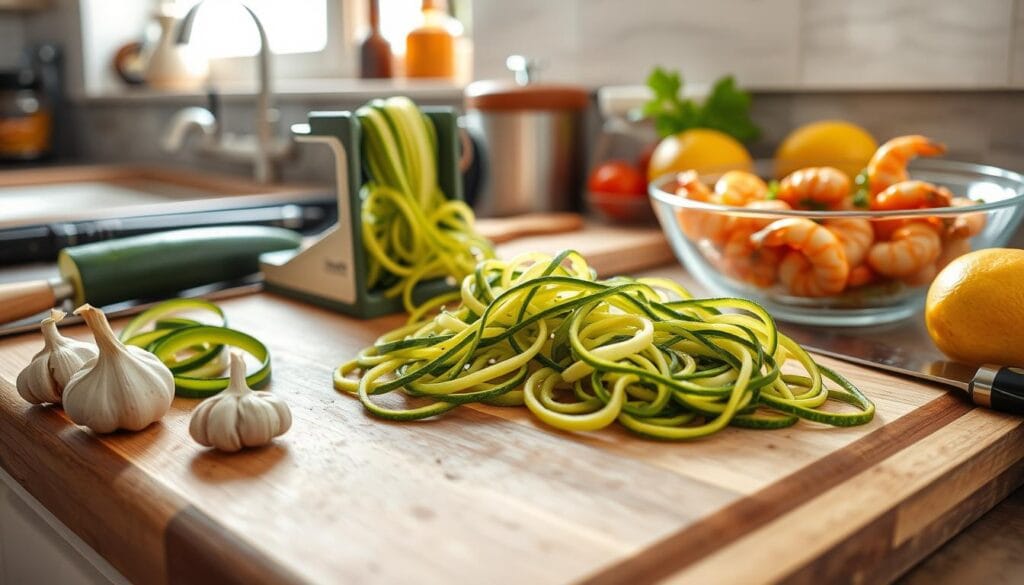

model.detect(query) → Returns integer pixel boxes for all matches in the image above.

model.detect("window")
[179,0,350,83]
[75,0,472,97]
[377,0,420,54]
[181,0,328,58]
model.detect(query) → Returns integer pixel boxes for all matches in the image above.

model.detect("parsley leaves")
[642,67,761,143]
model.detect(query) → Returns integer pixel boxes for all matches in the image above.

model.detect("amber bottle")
[404,0,462,79]
[359,0,392,79]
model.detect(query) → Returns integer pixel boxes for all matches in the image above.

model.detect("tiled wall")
[60,89,1024,190]
[65,92,465,185]
[746,92,1024,172]
[5,0,1022,185]
[0,14,26,68]
[1014,0,1024,84]
[473,0,1024,89]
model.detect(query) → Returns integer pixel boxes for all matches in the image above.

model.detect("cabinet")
[0,468,125,584]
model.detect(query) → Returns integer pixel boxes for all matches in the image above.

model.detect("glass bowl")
[587,190,657,223]
[649,159,1024,326]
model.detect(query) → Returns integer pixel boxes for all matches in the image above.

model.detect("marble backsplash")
[472,0,1024,90]
[747,91,1024,171]
[64,90,1024,185]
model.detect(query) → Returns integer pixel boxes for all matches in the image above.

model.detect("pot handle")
[457,126,474,174]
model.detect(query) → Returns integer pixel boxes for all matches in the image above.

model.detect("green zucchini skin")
[58,226,302,306]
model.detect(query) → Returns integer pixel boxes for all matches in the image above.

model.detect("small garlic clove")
[189,352,291,452]
[62,304,174,434]
[16,355,60,405]
[203,399,244,452]
[236,393,291,449]
[15,308,97,405]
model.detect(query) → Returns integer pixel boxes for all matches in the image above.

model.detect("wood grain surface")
[474,212,585,244]
[0,235,1022,584]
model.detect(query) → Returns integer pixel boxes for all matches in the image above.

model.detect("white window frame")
[203,0,357,84]
[76,0,360,97]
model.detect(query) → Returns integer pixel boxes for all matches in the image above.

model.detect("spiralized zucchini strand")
[334,252,875,440]
[357,97,494,312]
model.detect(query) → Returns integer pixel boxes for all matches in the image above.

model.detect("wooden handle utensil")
[0,280,58,324]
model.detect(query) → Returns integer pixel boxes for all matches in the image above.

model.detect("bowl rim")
[648,159,1024,219]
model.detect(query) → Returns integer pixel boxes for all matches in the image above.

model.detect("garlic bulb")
[189,351,291,452]
[16,309,98,405]
[62,304,175,433]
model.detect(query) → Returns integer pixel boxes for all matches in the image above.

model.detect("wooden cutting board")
[0,242,1022,584]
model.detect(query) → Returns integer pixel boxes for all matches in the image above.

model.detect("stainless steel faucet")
[161,1,292,183]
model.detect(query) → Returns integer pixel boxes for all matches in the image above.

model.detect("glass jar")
[592,86,659,170]
[0,69,52,161]
[591,83,710,171]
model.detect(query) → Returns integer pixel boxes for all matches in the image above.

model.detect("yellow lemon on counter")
[774,120,877,180]
[647,129,752,182]
[925,248,1024,366]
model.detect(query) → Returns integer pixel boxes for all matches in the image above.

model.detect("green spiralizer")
[260,108,462,318]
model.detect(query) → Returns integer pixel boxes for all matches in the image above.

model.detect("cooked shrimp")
[948,197,986,238]
[701,212,736,245]
[847,264,877,288]
[674,170,716,241]
[722,228,784,287]
[730,199,792,233]
[867,135,946,196]
[750,218,849,296]
[675,170,713,202]
[872,218,906,241]
[873,216,946,241]
[866,223,942,277]
[937,236,972,271]
[836,195,859,211]
[824,218,874,268]
[774,253,843,297]
[871,180,953,211]
[777,167,850,209]
[714,170,768,206]
[902,263,938,287]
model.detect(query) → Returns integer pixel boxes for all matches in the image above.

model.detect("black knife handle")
[970,365,1024,415]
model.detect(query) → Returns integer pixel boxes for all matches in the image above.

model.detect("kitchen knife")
[0,225,302,324]
[784,321,1024,414]
[0,201,332,265]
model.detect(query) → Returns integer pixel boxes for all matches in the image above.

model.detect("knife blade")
[783,319,1024,414]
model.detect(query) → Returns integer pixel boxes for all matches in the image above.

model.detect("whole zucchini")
[57,226,302,306]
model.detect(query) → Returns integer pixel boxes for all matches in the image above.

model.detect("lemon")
[647,129,752,182]
[925,248,1024,366]
[774,120,877,180]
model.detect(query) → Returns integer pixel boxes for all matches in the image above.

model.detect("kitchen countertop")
[643,265,1024,585]
[1,246,1023,584]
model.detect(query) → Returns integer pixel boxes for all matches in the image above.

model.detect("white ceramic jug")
[143,11,209,90]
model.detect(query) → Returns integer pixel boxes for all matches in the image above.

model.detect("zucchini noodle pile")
[358,97,493,311]
[334,251,875,440]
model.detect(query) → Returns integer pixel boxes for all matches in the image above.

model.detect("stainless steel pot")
[463,57,589,217]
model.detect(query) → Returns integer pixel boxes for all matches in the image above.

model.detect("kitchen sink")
[0,164,330,229]
[0,164,334,264]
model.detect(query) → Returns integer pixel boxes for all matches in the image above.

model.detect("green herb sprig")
[642,67,761,143]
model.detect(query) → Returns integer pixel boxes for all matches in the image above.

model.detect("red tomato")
[588,160,647,196]
[588,160,653,222]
